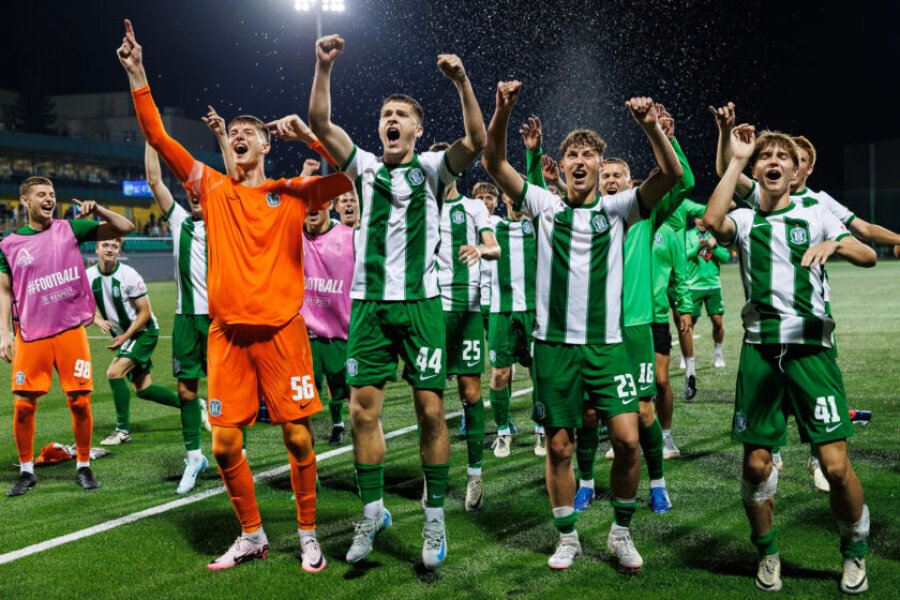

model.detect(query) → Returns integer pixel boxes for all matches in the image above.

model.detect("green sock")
[109,378,131,431]
[576,425,599,481]
[136,384,180,408]
[355,463,384,504]
[611,498,637,528]
[464,398,486,469]
[328,398,344,426]
[179,397,202,451]
[841,539,868,558]
[422,463,450,508]
[751,527,779,557]
[553,510,578,534]
[639,416,665,481]
[490,387,510,429]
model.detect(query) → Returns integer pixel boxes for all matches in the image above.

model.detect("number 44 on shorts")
[415,347,442,378]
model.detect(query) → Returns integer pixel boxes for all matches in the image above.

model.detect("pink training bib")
[0,220,95,341]
[300,221,354,340]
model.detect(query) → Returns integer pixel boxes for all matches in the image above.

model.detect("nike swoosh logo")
[420,373,440,381]
[621,398,636,405]
[466,360,480,367]
[752,223,768,228]
[297,401,311,410]
[376,176,392,186]
[431,494,444,499]
[826,423,841,433]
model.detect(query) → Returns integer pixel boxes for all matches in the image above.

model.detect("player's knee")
[350,405,380,430]
[742,452,771,484]
[211,429,243,464]
[741,468,777,507]
[581,408,598,428]
[13,399,36,422]
[611,430,639,456]
[548,434,574,462]
[66,394,91,417]
[490,368,510,389]
[820,455,852,485]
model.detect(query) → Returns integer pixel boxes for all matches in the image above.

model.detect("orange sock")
[66,394,93,462]
[13,399,37,463]
[218,456,262,533]
[290,454,317,530]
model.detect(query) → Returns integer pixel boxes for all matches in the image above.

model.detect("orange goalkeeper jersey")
[132,86,352,326]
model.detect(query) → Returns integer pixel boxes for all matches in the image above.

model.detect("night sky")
[4,0,900,197]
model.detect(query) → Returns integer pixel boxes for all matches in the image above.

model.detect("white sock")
[552,505,575,520]
[187,449,203,462]
[662,429,672,439]
[20,461,35,474]
[579,479,594,490]
[498,426,511,436]
[243,526,267,544]
[76,460,90,469]
[650,478,666,489]
[424,506,444,522]
[686,357,696,377]
[333,422,345,429]
[467,466,482,477]
[534,424,545,434]
[297,528,317,539]
[714,343,723,357]
[363,498,384,520]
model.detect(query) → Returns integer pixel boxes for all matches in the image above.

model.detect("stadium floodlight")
[294,0,345,12]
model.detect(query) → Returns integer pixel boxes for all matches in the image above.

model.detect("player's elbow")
[118,220,136,235]
[856,245,877,268]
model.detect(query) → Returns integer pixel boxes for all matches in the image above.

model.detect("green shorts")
[732,343,853,447]
[444,310,485,375]
[624,324,655,399]
[690,288,724,317]
[310,336,349,400]
[532,340,638,428]
[488,311,534,368]
[172,313,211,379]
[117,328,158,381]
[345,298,446,390]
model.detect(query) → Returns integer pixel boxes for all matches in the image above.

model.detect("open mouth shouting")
[386,126,401,148]
[233,141,249,157]
[765,168,782,184]
[571,169,588,186]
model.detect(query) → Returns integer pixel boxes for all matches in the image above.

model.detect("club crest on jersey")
[406,167,425,187]
[266,192,281,207]
[16,249,34,268]
[733,411,747,433]
[15,371,25,385]
[113,287,121,298]
[654,233,663,245]
[451,210,465,225]
[209,399,222,417]
[591,212,610,234]
[346,358,359,377]
[789,226,808,245]
[521,221,533,235]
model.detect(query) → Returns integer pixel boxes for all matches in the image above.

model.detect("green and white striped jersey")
[339,146,459,301]
[744,181,856,225]
[87,262,159,336]
[437,195,493,312]
[480,258,491,309]
[727,203,849,346]
[517,182,641,344]
[164,203,208,315]
[489,215,536,313]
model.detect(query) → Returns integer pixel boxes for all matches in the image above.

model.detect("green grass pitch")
[0,262,897,599]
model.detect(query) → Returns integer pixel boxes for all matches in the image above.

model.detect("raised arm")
[520,117,546,188]
[309,35,355,167]
[482,81,526,202]
[0,272,13,363]
[266,114,337,169]
[847,217,900,246]
[438,54,486,176]
[75,200,135,240]
[144,143,174,216]
[704,125,755,244]
[118,19,196,182]
[202,105,235,177]
[710,102,754,198]
[630,97,683,211]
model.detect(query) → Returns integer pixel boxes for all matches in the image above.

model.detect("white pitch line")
[0,386,533,565]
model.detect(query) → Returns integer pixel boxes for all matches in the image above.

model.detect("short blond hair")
[750,131,800,168]
[602,157,631,179]
[560,129,607,157]
[19,176,53,197]
[792,135,816,167]
[472,182,499,198]
[228,116,270,143]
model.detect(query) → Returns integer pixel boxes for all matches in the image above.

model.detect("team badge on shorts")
[591,212,609,234]
[209,399,222,417]
[789,226,808,245]
[346,358,359,377]
[172,359,181,374]
[406,167,425,187]
[451,209,465,225]
[733,411,747,433]
[15,371,25,385]
[489,350,497,363]
[266,192,281,207]
[533,400,546,422]
[521,221,533,235]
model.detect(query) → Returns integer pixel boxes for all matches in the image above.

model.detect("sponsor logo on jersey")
[25,267,81,296]
[733,411,747,433]
[15,371,25,385]
[406,167,425,187]
[346,358,359,377]
[16,249,34,268]
[789,226,808,245]
[451,210,465,225]
[209,399,222,417]
[521,221,533,235]
[591,212,610,234]
[266,192,281,207]
[305,277,345,294]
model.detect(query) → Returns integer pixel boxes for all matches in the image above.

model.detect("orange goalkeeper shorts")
[12,326,92,395]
